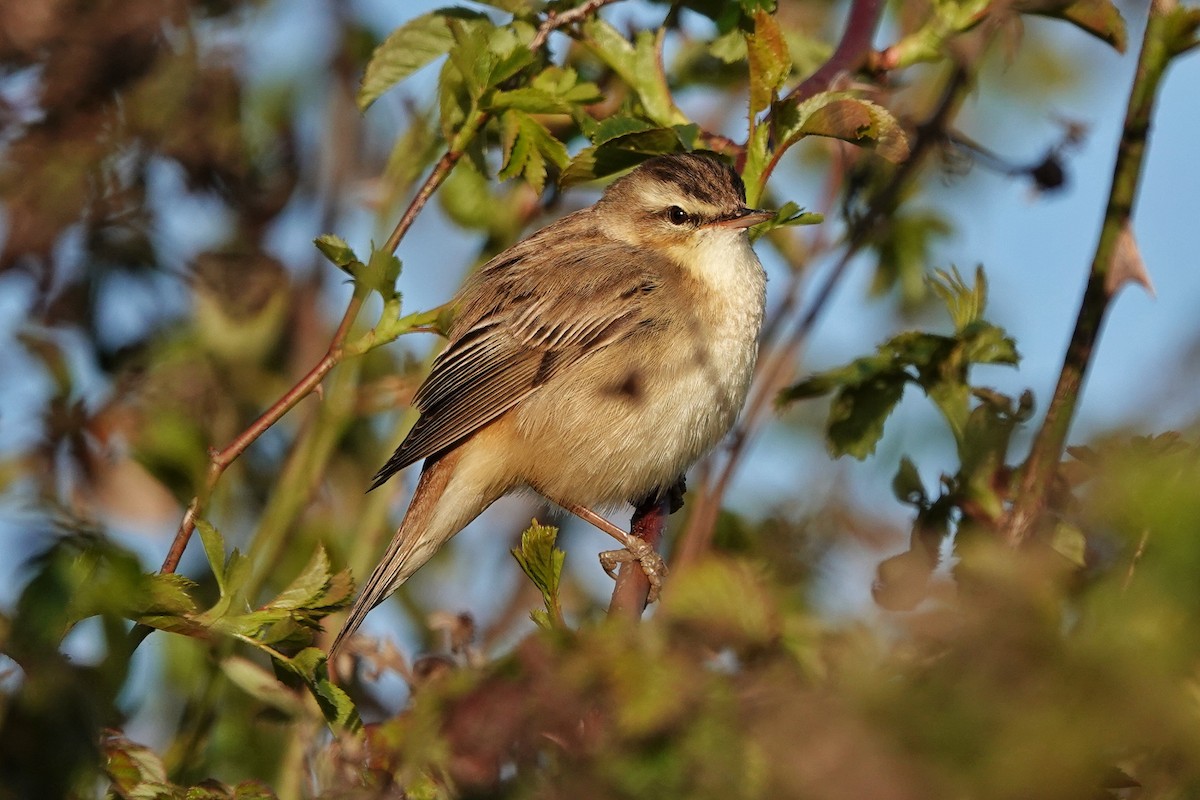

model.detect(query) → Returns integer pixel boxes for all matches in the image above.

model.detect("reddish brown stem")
[159,293,365,574]
[757,0,887,184]
[782,0,886,106]
[159,128,482,575]
[608,495,670,619]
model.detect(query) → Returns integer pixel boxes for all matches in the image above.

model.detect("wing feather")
[369,234,669,489]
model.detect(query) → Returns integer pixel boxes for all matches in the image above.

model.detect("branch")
[780,0,886,106]
[529,0,624,52]
[608,493,672,619]
[157,1,626,579]
[1003,2,1187,547]
[159,292,365,574]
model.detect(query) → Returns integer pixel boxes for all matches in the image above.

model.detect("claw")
[598,538,668,603]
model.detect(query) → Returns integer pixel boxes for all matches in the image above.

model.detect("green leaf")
[581,19,687,128]
[929,265,987,332]
[440,159,509,232]
[313,234,358,271]
[593,115,658,145]
[476,0,537,10]
[826,374,907,459]
[772,91,909,162]
[710,27,748,63]
[748,201,823,240]
[447,20,534,101]
[281,648,360,729]
[358,246,402,301]
[103,733,175,798]
[893,456,927,506]
[490,66,602,113]
[196,519,228,596]
[220,656,307,717]
[265,546,336,612]
[742,122,772,205]
[746,10,791,116]
[511,521,565,628]
[561,123,700,185]
[1020,0,1127,53]
[960,321,1020,368]
[498,109,569,194]
[357,9,490,111]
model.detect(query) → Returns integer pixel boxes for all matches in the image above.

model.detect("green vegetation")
[1,0,1199,797]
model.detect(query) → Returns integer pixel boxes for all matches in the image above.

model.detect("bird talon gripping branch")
[598,543,668,602]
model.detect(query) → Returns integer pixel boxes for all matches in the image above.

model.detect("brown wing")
[368,234,665,489]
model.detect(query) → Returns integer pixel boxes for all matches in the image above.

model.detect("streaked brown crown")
[600,152,747,211]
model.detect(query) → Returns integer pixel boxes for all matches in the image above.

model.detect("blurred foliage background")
[1,0,1200,797]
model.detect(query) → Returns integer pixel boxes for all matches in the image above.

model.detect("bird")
[329,152,772,658]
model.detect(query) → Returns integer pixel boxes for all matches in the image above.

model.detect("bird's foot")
[598,536,668,602]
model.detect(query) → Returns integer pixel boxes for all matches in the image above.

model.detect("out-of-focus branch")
[781,0,887,106]
[1004,2,1189,547]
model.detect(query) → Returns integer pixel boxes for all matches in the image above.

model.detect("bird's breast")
[512,233,766,507]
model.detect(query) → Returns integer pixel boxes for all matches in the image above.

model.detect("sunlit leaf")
[511,520,565,628]
[498,109,568,193]
[561,123,699,185]
[748,201,823,240]
[773,92,909,162]
[1019,0,1127,52]
[581,19,687,128]
[313,234,358,270]
[358,9,490,111]
[746,10,790,116]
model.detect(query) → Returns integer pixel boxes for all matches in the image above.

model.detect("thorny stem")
[1003,2,1187,547]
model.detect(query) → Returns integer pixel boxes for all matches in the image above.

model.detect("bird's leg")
[560,502,668,602]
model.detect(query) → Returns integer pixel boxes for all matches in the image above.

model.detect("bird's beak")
[709,208,775,230]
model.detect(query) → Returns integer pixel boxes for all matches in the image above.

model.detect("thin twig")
[1003,3,1182,547]
[159,109,490,577]
[528,0,624,52]
[159,293,365,574]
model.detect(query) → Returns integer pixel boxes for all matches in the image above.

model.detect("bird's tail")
[329,448,493,659]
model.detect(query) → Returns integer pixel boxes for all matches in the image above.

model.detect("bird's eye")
[666,206,690,226]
